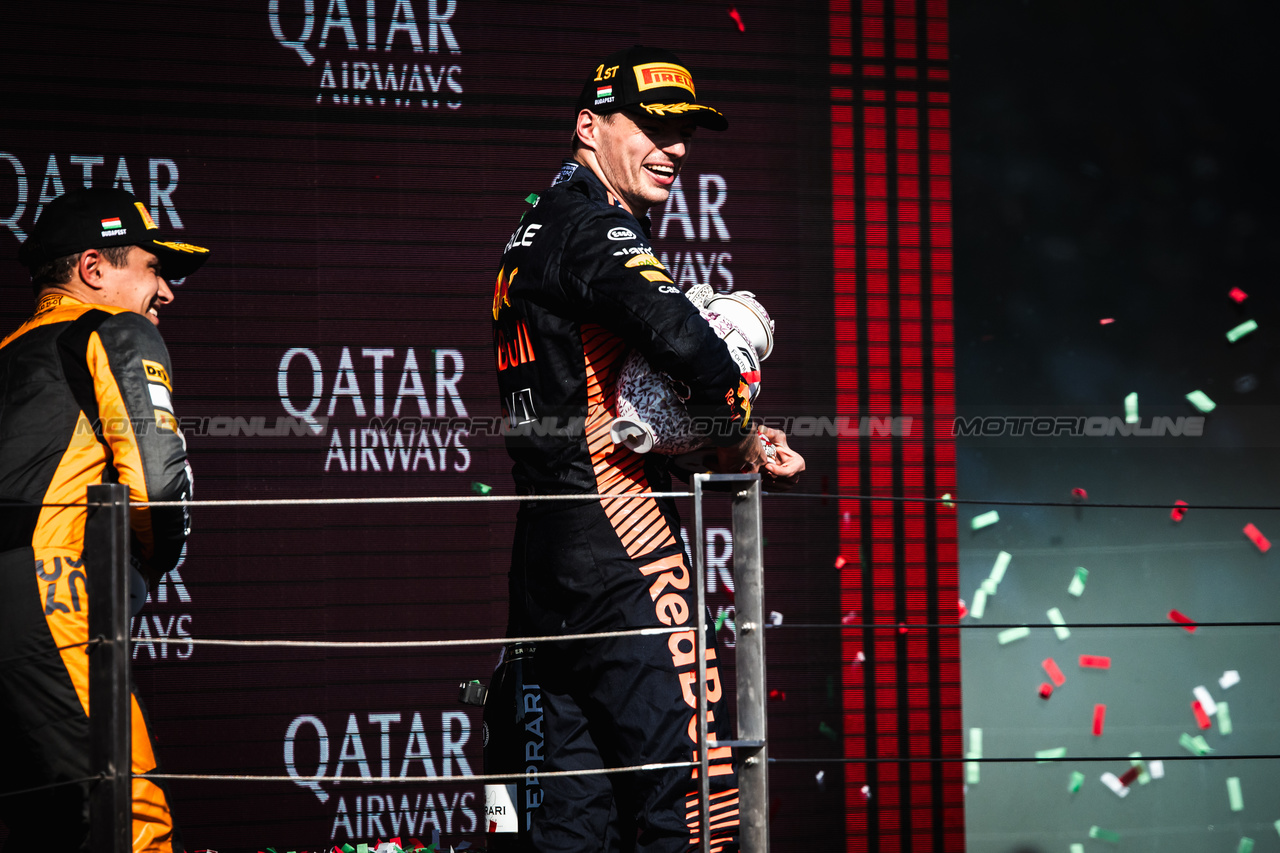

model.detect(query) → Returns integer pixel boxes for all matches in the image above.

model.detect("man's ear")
[77,249,107,291]
[575,109,600,151]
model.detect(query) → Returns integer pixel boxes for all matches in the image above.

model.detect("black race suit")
[492,162,750,852]
[0,294,191,852]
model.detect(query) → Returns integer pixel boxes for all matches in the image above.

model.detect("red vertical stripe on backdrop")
[834,0,961,850]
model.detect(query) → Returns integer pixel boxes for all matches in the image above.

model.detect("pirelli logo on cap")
[634,62,696,96]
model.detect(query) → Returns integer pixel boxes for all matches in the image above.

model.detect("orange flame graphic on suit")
[492,266,518,320]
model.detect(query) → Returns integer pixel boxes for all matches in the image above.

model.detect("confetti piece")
[940,493,955,508]
[958,599,968,619]
[980,578,998,596]
[1100,772,1129,798]
[769,611,783,626]
[815,769,825,790]
[1034,746,1066,762]
[971,589,988,619]
[1068,567,1088,597]
[1099,318,1115,325]
[1071,487,1088,500]
[1244,523,1271,552]
[969,728,983,758]
[1069,771,1085,793]
[1220,670,1241,689]
[1227,319,1258,342]
[989,550,1012,585]
[834,555,847,569]
[841,611,858,625]
[1228,776,1244,812]
[1128,753,1149,785]
[971,510,1000,530]
[1239,838,1255,853]
[1179,733,1214,755]
[1171,500,1189,522]
[818,722,837,742]
[1193,686,1217,716]
[1229,287,1248,303]
[1047,608,1070,641]
[1218,702,1233,735]
[1118,766,1141,787]
[1275,820,1280,839]
[965,761,980,784]
[1079,655,1111,669]
[1089,826,1120,843]
[1124,392,1139,424]
[470,482,492,495]
[768,688,786,701]
[1038,682,1053,699]
[1185,390,1217,412]
[715,612,728,631]
[524,193,540,205]
[1070,845,1084,853]
[1043,658,1066,686]
[1092,704,1106,736]
[997,626,1030,645]
[727,7,745,30]
[1169,609,1196,632]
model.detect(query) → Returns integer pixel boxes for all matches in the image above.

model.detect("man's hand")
[715,426,805,490]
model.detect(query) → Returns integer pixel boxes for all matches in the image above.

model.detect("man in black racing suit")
[491,46,803,852]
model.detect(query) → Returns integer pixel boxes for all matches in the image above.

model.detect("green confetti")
[1228,776,1244,812]
[525,193,540,205]
[970,588,988,619]
[968,727,983,758]
[980,578,998,596]
[941,492,955,508]
[1186,390,1217,412]
[997,626,1030,645]
[1047,607,1070,641]
[1218,701,1233,735]
[1227,319,1258,342]
[989,550,1011,585]
[1067,567,1088,598]
[1089,825,1121,843]
[970,510,1000,530]
[357,845,370,853]
[965,760,980,784]
[1179,732,1198,753]
[1274,819,1280,838]
[340,846,355,853]
[1034,746,1066,763]
[471,481,493,495]
[818,721,838,742]
[715,612,728,631]
[1070,845,1085,853]
[1192,734,1214,754]
[1239,838,1255,853]
[1129,751,1149,785]
[1124,392,1139,424]
[1069,770,1085,793]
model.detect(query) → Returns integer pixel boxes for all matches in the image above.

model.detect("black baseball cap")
[18,187,211,280]
[574,46,728,132]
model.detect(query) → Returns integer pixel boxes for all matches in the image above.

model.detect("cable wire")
[150,761,696,785]
[0,774,104,801]
[132,625,685,650]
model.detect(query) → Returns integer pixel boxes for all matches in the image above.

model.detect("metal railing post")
[86,483,132,853]
[692,473,712,853]
[731,477,769,851]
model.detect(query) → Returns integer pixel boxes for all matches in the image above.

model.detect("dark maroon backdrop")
[0,1,845,849]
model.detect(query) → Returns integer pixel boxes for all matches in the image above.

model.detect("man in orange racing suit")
[0,187,209,852]
[492,46,803,851]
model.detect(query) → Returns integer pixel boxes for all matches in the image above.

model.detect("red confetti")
[1079,655,1111,669]
[834,555,847,569]
[1171,499,1188,522]
[769,688,787,702]
[1099,317,1115,325]
[1092,704,1106,736]
[1168,609,1197,633]
[841,612,858,625]
[957,599,968,619]
[728,7,746,30]
[1038,682,1053,699]
[1244,523,1271,552]
[897,623,908,634]
[1042,657,1066,686]
[1071,487,1088,500]
[1229,287,1248,303]
[1119,766,1141,787]
[1192,700,1212,730]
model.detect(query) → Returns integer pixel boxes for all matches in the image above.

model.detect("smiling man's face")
[95,247,174,326]
[588,109,697,218]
